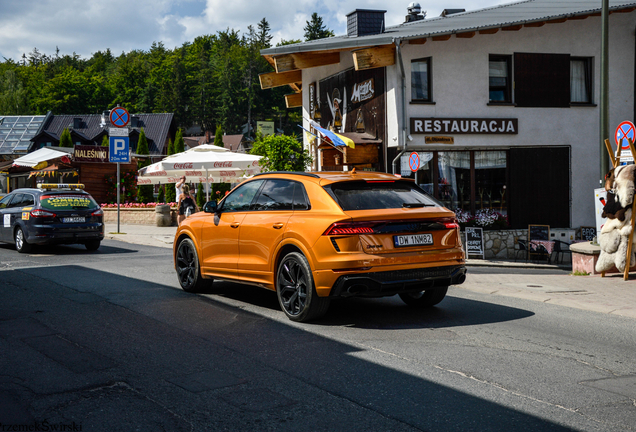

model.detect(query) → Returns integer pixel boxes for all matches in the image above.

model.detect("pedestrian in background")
[177,184,198,226]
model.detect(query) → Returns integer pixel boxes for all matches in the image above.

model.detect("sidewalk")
[104,224,636,319]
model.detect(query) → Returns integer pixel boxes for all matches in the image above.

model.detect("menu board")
[465,227,484,258]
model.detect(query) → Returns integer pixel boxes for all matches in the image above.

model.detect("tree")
[304,13,334,41]
[59,128,72,147]
[214,125,224,147]
[101,135,109,147]
[174,129,185,153]
[157,185,165,203]
[165,137,176,203]
[136,128,153,203]
[167,138,174,155]
[196,183,205,208]
[251,133,311,172]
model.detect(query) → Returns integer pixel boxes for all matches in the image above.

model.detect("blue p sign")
[109,136,130,163]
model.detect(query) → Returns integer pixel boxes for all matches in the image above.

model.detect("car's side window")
[292,182,310,210]
[221,180,264,212]
[252,180,295,211]
[8,194,24,208]
[0,194,13,209]
[21,194,35,206]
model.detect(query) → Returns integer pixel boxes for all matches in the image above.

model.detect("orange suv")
[174,171,466,322]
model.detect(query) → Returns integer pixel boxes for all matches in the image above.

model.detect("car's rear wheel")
[14,227,32,253]
[176,237,210,292]
[399,286,448,307]
[276,252,329,322]
[85,240,101,251]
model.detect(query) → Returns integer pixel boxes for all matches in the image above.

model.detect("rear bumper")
[328,265,467,298]
[27,224,104,245]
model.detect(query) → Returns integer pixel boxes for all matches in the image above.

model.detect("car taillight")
[324,222,376,235]
[92,208,104,217]
[30,209,56,218]
[444,221,459,229]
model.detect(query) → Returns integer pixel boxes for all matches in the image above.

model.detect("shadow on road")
[0,265,574,431]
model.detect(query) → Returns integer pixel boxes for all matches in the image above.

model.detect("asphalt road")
[0,240,635,431]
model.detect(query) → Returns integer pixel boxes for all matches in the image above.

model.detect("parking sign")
[109,136,130,163]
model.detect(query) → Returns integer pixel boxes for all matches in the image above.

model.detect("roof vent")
[405,2,426,23]
[440,8,465,17]
[347,9,386,37]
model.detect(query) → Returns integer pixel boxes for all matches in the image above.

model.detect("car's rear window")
[324,181,441,210]
[40,193,99,210]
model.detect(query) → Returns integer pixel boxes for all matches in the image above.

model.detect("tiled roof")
[41,112,175,155]
[261,0,636,56]
[222,134,245,151]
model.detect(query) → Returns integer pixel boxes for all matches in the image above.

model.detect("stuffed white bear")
[596,209,636,273]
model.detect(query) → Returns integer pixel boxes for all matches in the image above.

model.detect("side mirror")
[203,201,218,213]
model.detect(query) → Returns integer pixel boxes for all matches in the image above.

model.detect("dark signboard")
[74,145,109,163]
[580,226,596,241]
[410,118,518,135]
[465,227,484,257]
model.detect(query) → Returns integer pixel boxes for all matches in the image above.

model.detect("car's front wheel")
[175,237,210,292]
[399,286,448,307]
[14,227,32,253]
[276,252,329,322]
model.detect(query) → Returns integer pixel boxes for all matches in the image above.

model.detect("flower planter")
[102,207,177,225]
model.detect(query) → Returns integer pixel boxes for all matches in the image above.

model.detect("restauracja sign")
[410,118,518,135]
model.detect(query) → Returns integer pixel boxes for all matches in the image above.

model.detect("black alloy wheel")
[176,238,209,292]
[14,227,32,253]
[276,252,329,322]
[399,286,448,307]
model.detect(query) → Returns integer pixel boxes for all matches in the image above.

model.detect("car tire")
[399,286,448,307]
[276,252,329,322]
[85,240,101,251]
[14,227,32,253]
[176,237,210,293]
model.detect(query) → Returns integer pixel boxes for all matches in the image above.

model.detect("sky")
[0,0,511,62]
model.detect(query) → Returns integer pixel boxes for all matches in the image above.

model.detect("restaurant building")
[259,0,636,229]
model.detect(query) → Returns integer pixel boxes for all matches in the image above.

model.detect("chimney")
[346,9,386,37]
[405,2,426,23]
[440,9,465,17]
[73,118,82,129]
[131,115,139,128]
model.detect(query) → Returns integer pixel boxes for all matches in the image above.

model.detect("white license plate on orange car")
[62,217,84,223]
[394,234,433,247]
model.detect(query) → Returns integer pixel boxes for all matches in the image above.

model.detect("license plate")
[394,234,433,247]
[62,217,84,223]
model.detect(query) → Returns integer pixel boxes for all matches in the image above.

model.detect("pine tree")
[167,138,174,155]
[196,183,205,208]
[136,128,153,203]
[157,185,165,204]
[165,183,176,204]
[174,129,185,153]
[59,128,72,147]
[304,13,334,41]
[101,135,109,147]
[214,125,224,147]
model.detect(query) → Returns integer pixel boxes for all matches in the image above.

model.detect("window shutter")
[514,53,570,107]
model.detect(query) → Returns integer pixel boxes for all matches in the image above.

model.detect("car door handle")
[230,223,240,228]
[273,223,284,229]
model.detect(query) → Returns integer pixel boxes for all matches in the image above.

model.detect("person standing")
[177,184,199,226]
[175,176,186,200]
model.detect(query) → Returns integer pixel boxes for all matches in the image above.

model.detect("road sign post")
[109,126,130,233]
[615,121,636,164]
[409,152,420,173]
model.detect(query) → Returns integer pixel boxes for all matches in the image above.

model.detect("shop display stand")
[602,137,635,280]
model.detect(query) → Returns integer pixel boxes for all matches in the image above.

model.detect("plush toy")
[596,209,636,273]
[605,164,636,208]
[601,191,628,221]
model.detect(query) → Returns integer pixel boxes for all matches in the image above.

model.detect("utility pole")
[600,0,610,181]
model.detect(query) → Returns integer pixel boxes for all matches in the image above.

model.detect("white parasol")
[137,144,262,200]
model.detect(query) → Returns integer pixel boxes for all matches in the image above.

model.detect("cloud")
[0,0,505,61]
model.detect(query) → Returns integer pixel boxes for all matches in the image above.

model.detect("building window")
[489,55,512,103]
[570,57,592,104]
[411,57,432,102]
